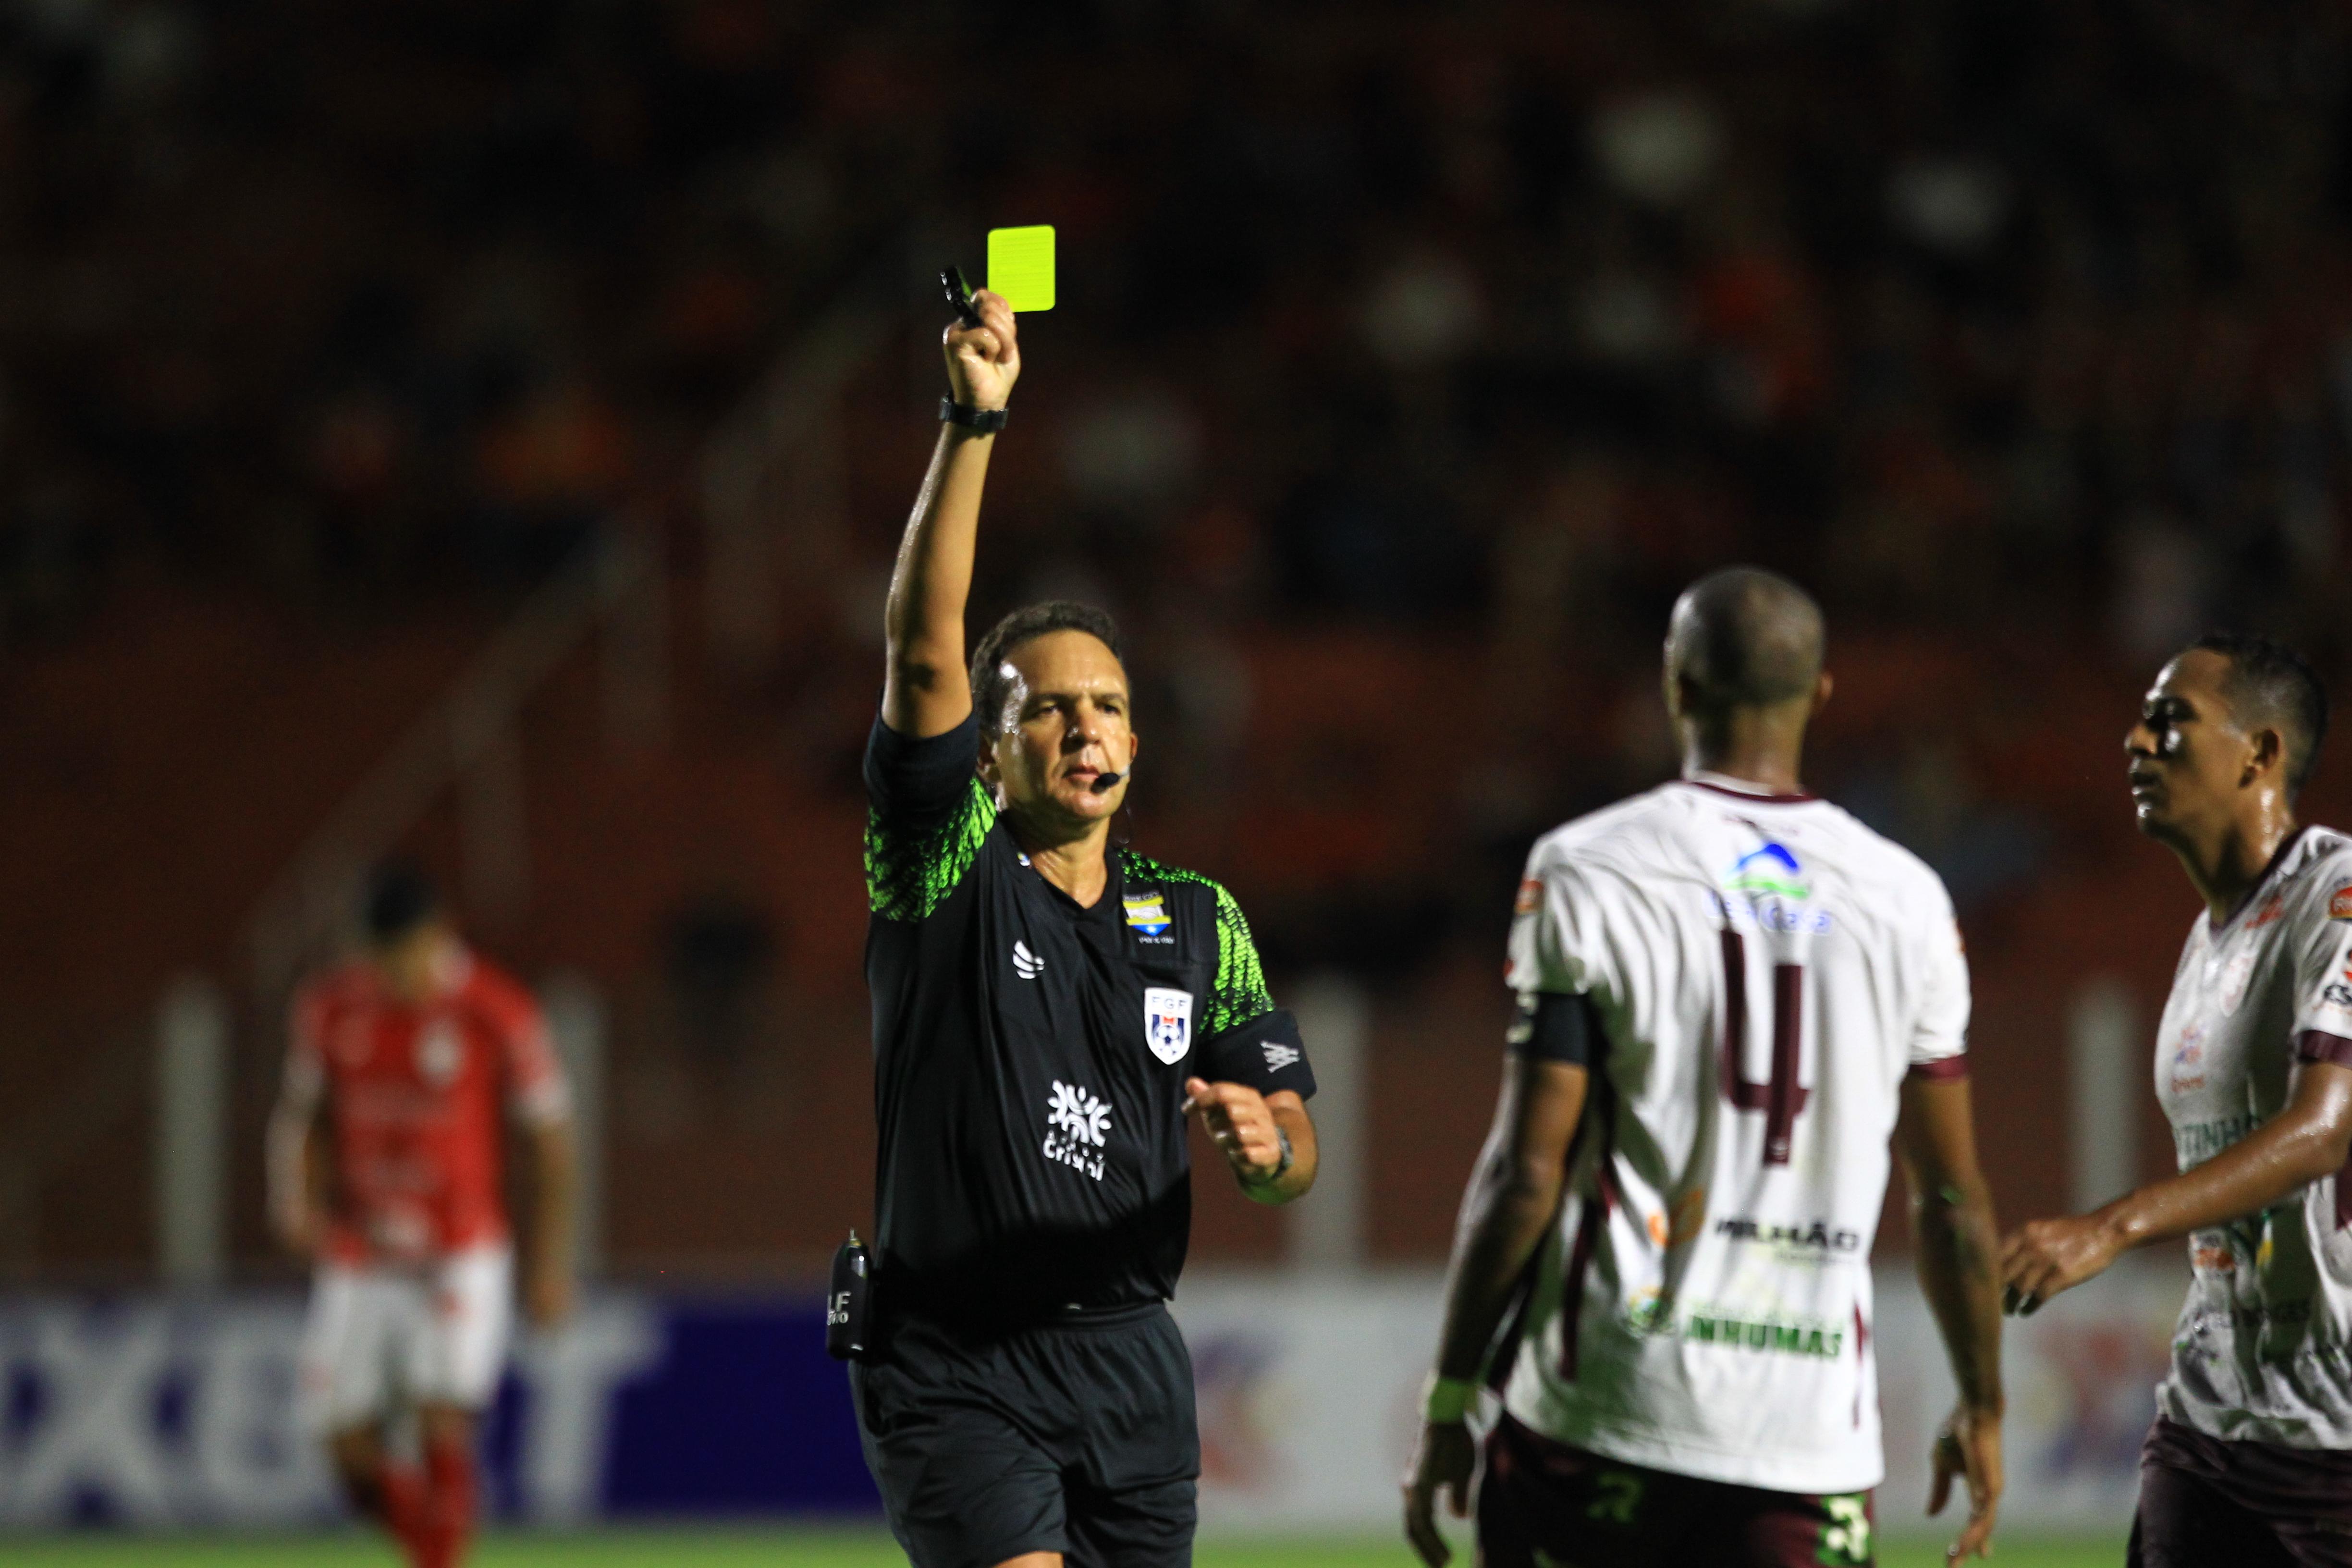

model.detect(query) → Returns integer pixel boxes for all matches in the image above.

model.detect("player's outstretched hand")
[1998,1211,2123,1316]
[1928,1401,2003,1561]
[1182,1078,1283,1181]
[943,288,1020,413]
[1401,1418,1475,1567]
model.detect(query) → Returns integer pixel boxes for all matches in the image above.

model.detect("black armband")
[1506,991,1601,1066]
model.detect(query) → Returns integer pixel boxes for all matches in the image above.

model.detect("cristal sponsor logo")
[1262,1041,1301,1072]
[1714,1216,1862,1253]
[1043,1079,1111,1180]
[1012,940,1044,980]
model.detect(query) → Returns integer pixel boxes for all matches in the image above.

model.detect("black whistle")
[941,265,983,328]
[826,1230,871,1360]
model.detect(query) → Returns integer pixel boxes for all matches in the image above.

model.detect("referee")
[852,285,1321,1568]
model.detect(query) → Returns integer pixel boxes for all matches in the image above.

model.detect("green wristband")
[1423,1373,1476,1424]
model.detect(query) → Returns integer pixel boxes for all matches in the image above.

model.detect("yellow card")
[988,225,1056,312]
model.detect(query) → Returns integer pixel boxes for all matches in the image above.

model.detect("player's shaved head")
[2187,631,2328,798]
[1666,567,1826,714]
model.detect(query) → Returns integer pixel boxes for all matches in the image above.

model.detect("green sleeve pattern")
[1122,852,1275,1035]
[867,779,997,921]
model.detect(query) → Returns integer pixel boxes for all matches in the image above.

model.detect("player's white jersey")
[1500,774,1970,1494]
[2151,825,2352,1448]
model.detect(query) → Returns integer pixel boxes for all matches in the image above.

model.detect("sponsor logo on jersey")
[1013,940,1045,980]
[2175,1113,2259,1164]
[1713,1216,1863,1253]
[1515,878,1543,916]
[2170,1026,2206,1093]
[1644,1188,1709,1249]
[1676,1305,1847,1359]
[1043,1079,1111,1180]
[1123,894,1172,937]
[2333,885,2352,921]
[415,1022,463,1088]
[1262,1041,1302,1072]
[2249,894,2287,930]
[1143,987,1193,1064]
[1726,840,1810,900]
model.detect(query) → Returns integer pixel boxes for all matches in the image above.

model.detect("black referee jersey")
[862,712,1317,1328]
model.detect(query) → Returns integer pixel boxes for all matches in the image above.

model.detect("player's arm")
[1894,1073,2004,1563]
[266,1001,331,1256]
[1403,995,1590,1568]
[879,289,1020,740]
[521,1115,577,1328]
[2003,1059,2352,1313]
[505,1004,579,1329]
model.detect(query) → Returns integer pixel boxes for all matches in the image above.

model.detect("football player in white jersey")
[2002,633,2352,1568]
[1403,568,2006,1568]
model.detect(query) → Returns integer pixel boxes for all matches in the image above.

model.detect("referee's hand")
[943,288,1020,413]
[1182,1078,1283,1181]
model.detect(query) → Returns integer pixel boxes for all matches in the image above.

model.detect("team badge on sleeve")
[2331,885,2352,921]
[1143,987,1193,1064]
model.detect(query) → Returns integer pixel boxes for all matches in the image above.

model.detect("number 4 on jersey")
[1720,930,1807,1164]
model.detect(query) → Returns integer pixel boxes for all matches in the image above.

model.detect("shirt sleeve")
[1907,881,1972,1079]
[500,992,572,1126]
[2290,872,2352,1065]
[1504,844,1611,997]
[1192,882,1316,1098]
[864,712,998,922]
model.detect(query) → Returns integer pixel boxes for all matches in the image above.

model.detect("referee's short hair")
[969,601,1126,739]
[2189,631,2329,799]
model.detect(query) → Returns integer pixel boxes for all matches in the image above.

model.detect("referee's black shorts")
[850,1300,1199,1568]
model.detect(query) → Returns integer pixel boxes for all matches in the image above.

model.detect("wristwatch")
[939,397,1009,433]
[1246,1126,1295,1186]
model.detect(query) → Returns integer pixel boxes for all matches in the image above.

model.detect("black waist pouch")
[826,1231,871,1360]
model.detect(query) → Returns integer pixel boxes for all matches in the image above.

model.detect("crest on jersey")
[1143,987,1193,1064]
[415,1021,463,1087]
[1726,840,1810,900]
[2332,885,2352,921]
[1123,894,1172,936]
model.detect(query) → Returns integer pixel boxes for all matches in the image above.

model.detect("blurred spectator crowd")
[8,0,2352,983]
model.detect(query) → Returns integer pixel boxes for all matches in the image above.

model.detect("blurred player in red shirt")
[267,863,576,1568]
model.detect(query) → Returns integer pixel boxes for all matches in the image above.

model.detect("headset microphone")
[1091,769,1125,792]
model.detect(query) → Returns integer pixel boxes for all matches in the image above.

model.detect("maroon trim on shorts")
[1905,1054,1971,1081]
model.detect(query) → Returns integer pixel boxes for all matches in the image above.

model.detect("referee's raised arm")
[881,288,1020,740]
